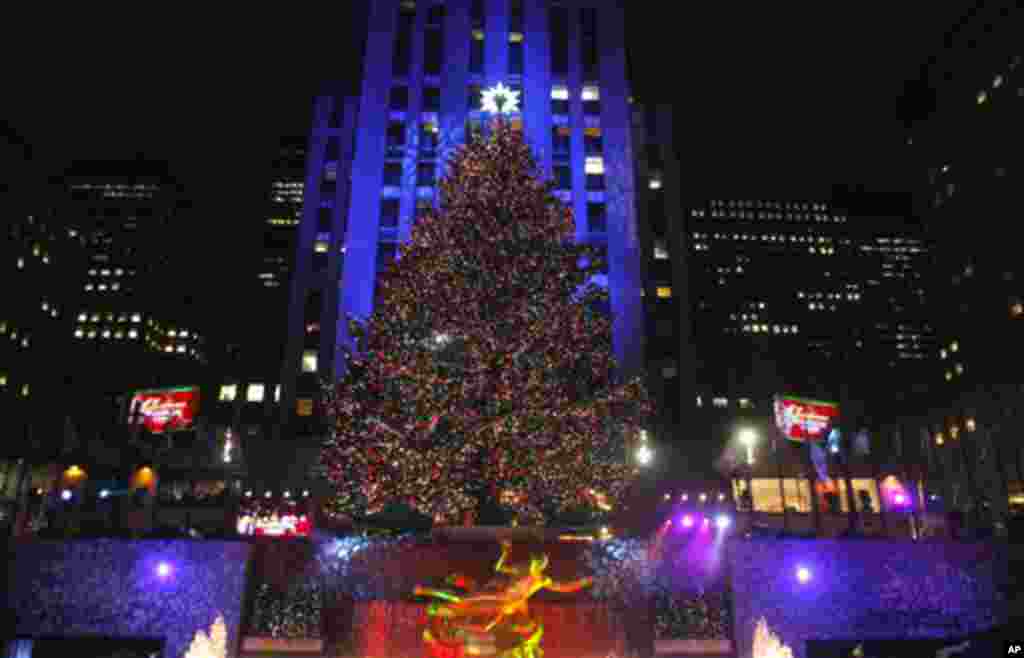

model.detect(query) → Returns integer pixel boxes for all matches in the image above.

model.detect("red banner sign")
[129,386,200,434]
[774,395,838,443]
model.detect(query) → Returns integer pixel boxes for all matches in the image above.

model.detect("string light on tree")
[320,119,653,524]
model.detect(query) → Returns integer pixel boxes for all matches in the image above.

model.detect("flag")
[854,429,870,456]
[810,441,831,484]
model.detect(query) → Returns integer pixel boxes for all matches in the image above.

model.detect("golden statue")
[414,540,592,657]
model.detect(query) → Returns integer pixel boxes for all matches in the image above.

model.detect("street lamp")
[635,443,653,466]
[738,428,757,465]
[737,428,758,513]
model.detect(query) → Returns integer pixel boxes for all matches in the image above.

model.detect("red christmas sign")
[128,386,201,434]
[773,395,838,443]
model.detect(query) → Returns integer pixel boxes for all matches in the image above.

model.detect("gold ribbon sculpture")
[415,540,593,657]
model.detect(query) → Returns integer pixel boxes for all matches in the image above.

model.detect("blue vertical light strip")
[340,0,400,355]
[399,3,427,246]
[485,0,510,87]
[567,8,587,246]
[598,1,644,380]
[439,0,472,186]
[522,0,552,179]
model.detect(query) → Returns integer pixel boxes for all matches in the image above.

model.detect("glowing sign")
[773,395,838,443]
[128,386,201,434]
[237,513,311,537]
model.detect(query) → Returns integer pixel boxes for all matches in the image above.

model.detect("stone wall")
[728,540,1008,658]
[6,539,251,658]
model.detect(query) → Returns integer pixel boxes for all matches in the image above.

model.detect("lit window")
[472,29,484,41]
[656,286,672,299]
[0,373,5,386]
[314,241,329,253]
[654,241,669,260]
[74,328,84,338]
[114,331,123,339]
[78,313,87,322]
[128,329,138,339]
[247,383,265,402]
[219,384,238,402]
[585,157,605,175]
[940,349,947,359]
[132,313,141,323]
[1011,303,1023,317]
[177,344,186,353]
[88,330,97,339]
[275,385,281,402]
[509,31,524,43]
[21,384,29,397]
[954,363,964,375]
[297,399,314,417]
[581,86,600,101]
[950,341,959,352]
[302,350,318,373]
[102,330,111,338]
[976,90,987,105]
[713,397,728,408]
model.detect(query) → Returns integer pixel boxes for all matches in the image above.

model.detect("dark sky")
[4,3,970,309]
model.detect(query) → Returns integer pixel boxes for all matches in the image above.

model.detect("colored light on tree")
[156,561,172,578]
[796,566,811,584]
[320,119,653,524]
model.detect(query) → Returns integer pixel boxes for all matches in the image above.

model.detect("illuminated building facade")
[687,194,934,407]
[281,0,676,442]
[903,1,1024,520]
[54,163,207,395]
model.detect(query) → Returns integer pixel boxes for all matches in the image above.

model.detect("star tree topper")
[481,82,521,115]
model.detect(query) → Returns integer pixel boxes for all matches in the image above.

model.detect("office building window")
[387,121,406,156]
[302,350,318,373]
[417,163,436,187]
[654,240,669,259]
[656,286,673,299]
[468,84,482,111]
[378,242,398,270]
[470,32,484,74]
[554,165,571,190]
[550,8,569,74]
[383,163,403,187]
[380,199,401,228]
[425,29,443,75]
[509,38,524,75]
[427,3,445,25]
[588,203,607,232]
[584,156,605,175]
[314,241,329,253]
[583,86,601,115]
[420,122,439,154]
[390,86,409,110]
[297,399,314,417]
[219,384,238,402]
[393,4,415,76]
[275,385,281,402]
[423,87,441,112]
[580,8,598,77]
[553,126,571,156]
[247,384,265,403]
[584,127,603,155]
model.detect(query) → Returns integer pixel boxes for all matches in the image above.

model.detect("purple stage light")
[715,514,731,529]
[60,489,72,501]
[681,514,694,528]
[894,493,907,505]
[156,562,172,578]
[796,566,811,584]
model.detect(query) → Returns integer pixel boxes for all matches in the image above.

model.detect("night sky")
[5,3,970,314]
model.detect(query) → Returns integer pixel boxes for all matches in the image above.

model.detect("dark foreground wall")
[729,540,1008,658]
[6,539,251,658]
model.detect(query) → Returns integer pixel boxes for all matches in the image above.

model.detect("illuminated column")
[485,0,510,87]
[522,0,552,177]
[398,3,427,244]
[598,1,643,379]
[439,0,471,172]
[340,0,400,351]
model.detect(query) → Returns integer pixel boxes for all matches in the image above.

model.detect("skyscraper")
[281,0,673,442]
[904,1,1023,518]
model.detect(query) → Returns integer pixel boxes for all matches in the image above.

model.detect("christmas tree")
[321,119,653,525]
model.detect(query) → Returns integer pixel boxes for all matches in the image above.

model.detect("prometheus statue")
[415,540,592,657]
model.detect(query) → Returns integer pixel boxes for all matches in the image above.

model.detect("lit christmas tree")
[320,119,653,524]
